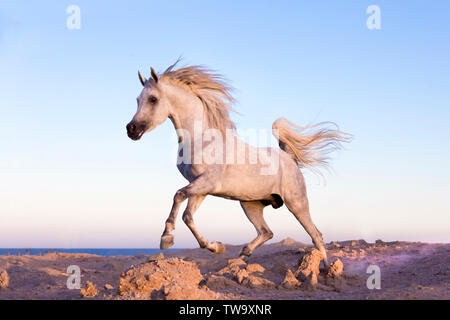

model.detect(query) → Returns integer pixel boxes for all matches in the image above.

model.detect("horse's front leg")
[160,174,221,251]
[182,195,226,254]
[160,190,187,249]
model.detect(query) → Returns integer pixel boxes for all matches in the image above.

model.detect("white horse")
[126,62,351,267]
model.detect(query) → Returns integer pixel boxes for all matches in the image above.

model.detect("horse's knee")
[262,227,273,241]
[174,190,187,203]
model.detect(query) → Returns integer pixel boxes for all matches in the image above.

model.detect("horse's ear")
[138,71,146,86]
[150,67,159,83]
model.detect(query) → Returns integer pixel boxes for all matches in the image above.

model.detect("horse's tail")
[272,117,352,175]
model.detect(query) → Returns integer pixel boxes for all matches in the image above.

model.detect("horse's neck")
[166,84,206,146]
[166,83,240,164]
[169,102,203,140]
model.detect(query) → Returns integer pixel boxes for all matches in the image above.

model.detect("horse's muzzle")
[126,121,146,140]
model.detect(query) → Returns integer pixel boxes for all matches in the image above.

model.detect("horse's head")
[126,68,170,140]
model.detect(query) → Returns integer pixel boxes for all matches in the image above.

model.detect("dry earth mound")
[117,258,218,300]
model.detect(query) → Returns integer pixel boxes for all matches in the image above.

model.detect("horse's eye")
[149,95,158,104]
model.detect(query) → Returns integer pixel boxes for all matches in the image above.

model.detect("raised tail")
[272,117,352,175]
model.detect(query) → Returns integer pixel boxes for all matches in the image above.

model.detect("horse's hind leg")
[284,192,329,268]
[239,201,273,260]
[182,195,226,254]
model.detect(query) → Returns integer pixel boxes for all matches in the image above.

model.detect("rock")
[216,260,273,288]
[104,283,114,290]
[152,282,216,300]
[118,258,216,300]
[246,263,265,274]
[148,252,164,262]
[227,258,246,268]
[217,261,250,284]
[242,275,276,289]
[217,264,241,278]
[0,270,9,289]
[295,249,323,285]
[235,268,249,284]
[80,281,99,298]
[205,275,237,290]
[306,271,318,286]
[217,258,248,280]
[334,250,345,257]
[327,259,344,278]
[279,269,301,289]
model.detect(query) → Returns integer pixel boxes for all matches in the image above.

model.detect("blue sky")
[0,1,449,247]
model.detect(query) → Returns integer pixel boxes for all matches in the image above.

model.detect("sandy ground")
[0,239,448,300]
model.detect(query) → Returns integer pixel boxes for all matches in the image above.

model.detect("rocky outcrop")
[80,281,98,298]
[212,259,275,289]
[241,275,276,289]
[279,269,301,289]
[294,249,323,286]
[0,240,446,300]
[104,283,114,290]
[0,270,9,289]
[327,259,344,278]
[205,275,237,290]
[151,282,217,300]
[118,258,217,300]
[246,263,265,274]
[148,252,164,262]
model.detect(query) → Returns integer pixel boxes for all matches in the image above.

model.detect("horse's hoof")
[211,241,226,254]
[239,255,250,263]
[239,246,252,258]
[160,234,174,250]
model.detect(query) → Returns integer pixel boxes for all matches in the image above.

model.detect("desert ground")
[0,238,448,300]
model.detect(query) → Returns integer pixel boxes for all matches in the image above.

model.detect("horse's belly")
[214,170,280,201]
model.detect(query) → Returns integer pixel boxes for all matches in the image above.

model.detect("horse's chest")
[177,163,205,182]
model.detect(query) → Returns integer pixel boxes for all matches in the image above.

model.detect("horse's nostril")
[127,123,136,133]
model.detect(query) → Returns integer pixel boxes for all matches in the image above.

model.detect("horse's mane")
[161,60,236,133]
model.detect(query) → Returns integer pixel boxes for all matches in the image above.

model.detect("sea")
[0,248,183,256]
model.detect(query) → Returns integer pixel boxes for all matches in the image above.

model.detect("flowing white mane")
[161,61,236,133]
